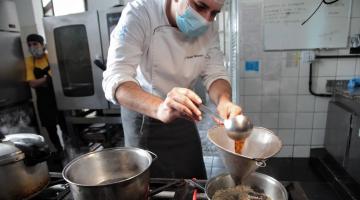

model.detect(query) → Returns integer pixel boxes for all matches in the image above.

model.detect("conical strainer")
[208,126,282,184]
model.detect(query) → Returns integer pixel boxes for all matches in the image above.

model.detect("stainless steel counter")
[325,87,360,185]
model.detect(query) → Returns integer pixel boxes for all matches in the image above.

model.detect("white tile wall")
[311,129,325,146]
[262,67,281,80]
[262,80,280,95]
[279,95,297,112]
[233,1,360,159]
[336,75,356,80]
[282,52,299,77]
[297,95,315,112]
[313,113,327,129]
[295,113,314,129]
[262,55,282,78]
[281,64,299,77]
[244,78,262,95]
[261,113,278,128]
[270,128,279,135]
[299,62,310,77]
[313,77,334,94]
[298,77,310,95]
[277,129,295,145]
[244,96,262,112]
[351,18,360,36]
[279,113,296,129]
[247,113,261,125]
[336,59,357,76]
[293,146,310,157]
[238,78,245,95]
[275,146,294,157]
[314,59,338,77]
[262,96,280,112]
[238,96,245,108]
[280,77,298,94]
[315,97,330,112]
[351,0,360,18]
[294,129,312,145]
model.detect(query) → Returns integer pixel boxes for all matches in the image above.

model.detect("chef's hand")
[156,87,202,123]
[215,100,242,125]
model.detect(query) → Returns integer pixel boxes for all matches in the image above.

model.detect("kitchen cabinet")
[325,89,360,184]
[346,114,360,183]
[324,101,352,167]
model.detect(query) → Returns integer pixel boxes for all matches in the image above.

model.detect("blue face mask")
[29,47,44,58]
[176,4,210,38]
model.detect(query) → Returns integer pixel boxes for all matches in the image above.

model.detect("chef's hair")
[27,34,44,45]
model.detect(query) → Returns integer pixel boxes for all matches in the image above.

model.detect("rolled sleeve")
[201,30,231,90]
[102,3,148,104]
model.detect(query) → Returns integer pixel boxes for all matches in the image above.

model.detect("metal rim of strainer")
[207,126,283,165]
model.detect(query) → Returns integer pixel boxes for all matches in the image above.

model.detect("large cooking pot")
[0,133,50,200]
[63,147,157,200]
[206,172,288,200]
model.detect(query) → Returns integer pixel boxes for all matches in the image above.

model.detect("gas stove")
[31,172,309,200]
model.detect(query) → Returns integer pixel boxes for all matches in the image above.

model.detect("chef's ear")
[43,43,47,50]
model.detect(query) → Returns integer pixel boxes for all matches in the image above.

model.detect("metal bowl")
[206,172,288,200]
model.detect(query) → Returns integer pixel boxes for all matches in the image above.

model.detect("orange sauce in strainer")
[234,138,246,154]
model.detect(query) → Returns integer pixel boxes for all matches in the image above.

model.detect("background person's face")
[27,41,45,58]
[27,41,43,50]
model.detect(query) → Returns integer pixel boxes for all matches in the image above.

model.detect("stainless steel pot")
[0,134,50,200]
[206,172,288,200]
[63,147,157,200]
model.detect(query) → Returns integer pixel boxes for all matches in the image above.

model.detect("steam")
[0,104,36,135]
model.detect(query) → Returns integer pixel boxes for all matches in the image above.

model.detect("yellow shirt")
[25,53,52,81]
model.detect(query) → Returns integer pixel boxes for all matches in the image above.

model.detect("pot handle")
[147,150,158,162]
[0,131,4,140]
[14,142,50,166]
[253,159,267,167]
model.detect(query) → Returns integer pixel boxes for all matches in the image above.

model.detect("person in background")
[25,34,64,155]
[103,0,242,179]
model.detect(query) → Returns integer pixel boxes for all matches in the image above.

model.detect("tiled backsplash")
[236,0,360,158]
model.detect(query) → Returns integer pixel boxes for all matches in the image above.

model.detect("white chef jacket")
[103,0,230,104]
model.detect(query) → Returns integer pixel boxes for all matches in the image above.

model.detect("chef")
[103,0,242,179]
[25,34,64,155]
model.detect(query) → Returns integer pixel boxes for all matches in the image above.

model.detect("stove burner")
[32,173,309,200]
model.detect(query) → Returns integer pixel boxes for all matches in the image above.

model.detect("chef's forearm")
[208,79,232,105]
[115,81,163,119]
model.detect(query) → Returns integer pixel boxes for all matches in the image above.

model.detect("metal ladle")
[199,104,253,140]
